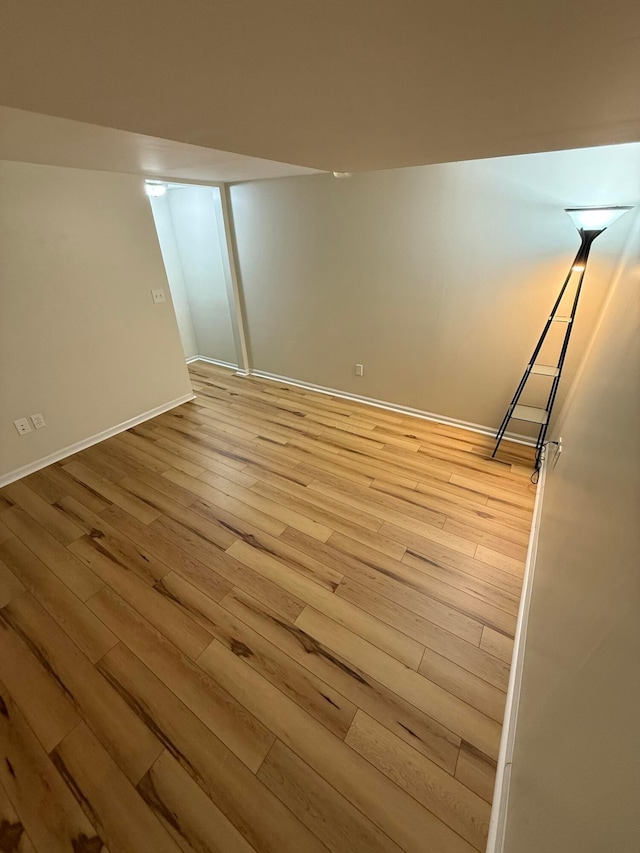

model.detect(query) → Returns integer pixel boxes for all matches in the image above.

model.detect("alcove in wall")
[149,183,238,368]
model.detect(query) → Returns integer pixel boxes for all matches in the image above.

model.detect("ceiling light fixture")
[144,180,167,197]
[332,171,353,179]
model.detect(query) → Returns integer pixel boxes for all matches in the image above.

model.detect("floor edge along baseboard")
[0,392,196,488]
[248,368,536,447]
[186,355,238,369]
[485,451,548,853]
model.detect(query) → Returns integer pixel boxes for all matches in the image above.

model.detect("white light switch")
[30,413,46,429]
[355,363,364,376]
[14,418,32,435]
[151,288,166,304]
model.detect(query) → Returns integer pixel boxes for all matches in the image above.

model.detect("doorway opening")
[147,182,240,369]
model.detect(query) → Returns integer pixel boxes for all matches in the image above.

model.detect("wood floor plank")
[197,636,476,853]
[39,463,111,513]
[52,721,181,853]
[107,434,173,474]
[485,495,533,519]
[170,468,334,542]
[157,571,356,739]
[163,469,291,538]
[0,606,80,753]
[480,626,515,664]
[346,711,491,851]
[21,470,67,505]
[299,451,419,490]
[153,432,250,475]
[62,461,161,524]
[0,482,84,545]
[86,587,274,772]
[450,474,536,507]
[455,741,497,804]
[258,739,404,853]
[380,519,477,559]
[322,532,485,644]
[0,536,117,663]
[0,779,38,853]
[0,519,12,547]
[0,683,106,853]
[99,504,233,602]
[151,514,305,622]
[123,468,203,508]
[295,607,502,760]
[222,588,461,773]
[120,429,206,478]
[2,593,163,784]
[70,446,130,483]
[337,577,510,691]
[309,477,447,530]
[401,547,522,603]
[118,479,238,551]
[76,442,156,484]
[251,477,385,534]
[70,535,211,661]
[1,506,122,602]
[214,522,344,593]
[376,478,533,537]
[227,539,425,669]
[98,642,328,853]
[138,750,257,853]
[443,518,528,560]
[475,545,526,577]
[418,648,506,722]
[59,496,170,585]
[364,532,517,637]
[0,556,26,608]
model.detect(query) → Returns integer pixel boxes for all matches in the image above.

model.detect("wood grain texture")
[0,683,106,853]
[346,711,491,850]
[0,779,38,853]
[52,722,180,853]
[0,362,534,852]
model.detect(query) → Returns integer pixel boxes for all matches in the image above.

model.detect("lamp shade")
[565,206,633,232]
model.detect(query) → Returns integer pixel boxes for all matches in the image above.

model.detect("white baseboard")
[486,452,548,853]
[187,355,238,370]
[249,368,536,447]
[0,392,195,488]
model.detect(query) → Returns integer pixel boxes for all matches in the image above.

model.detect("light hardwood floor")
[0,363,535,853]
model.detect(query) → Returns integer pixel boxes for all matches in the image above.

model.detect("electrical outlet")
[30,413,46,429]
[151,288,166,304]
[355,363,364,376]
[14,418,32,436]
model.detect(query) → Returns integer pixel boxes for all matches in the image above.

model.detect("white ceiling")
[0,107,319,182]
[1,1,639,173]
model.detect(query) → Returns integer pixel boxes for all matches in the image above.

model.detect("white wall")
[151,185,237,365]
[502,218,640,851]
[0,160,192,480]
[149,193,198,358]
[230,143,640,431]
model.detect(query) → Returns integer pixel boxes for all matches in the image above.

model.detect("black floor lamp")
[492,205,634,468]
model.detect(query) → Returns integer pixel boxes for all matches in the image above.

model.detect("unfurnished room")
[0,3,638,853]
